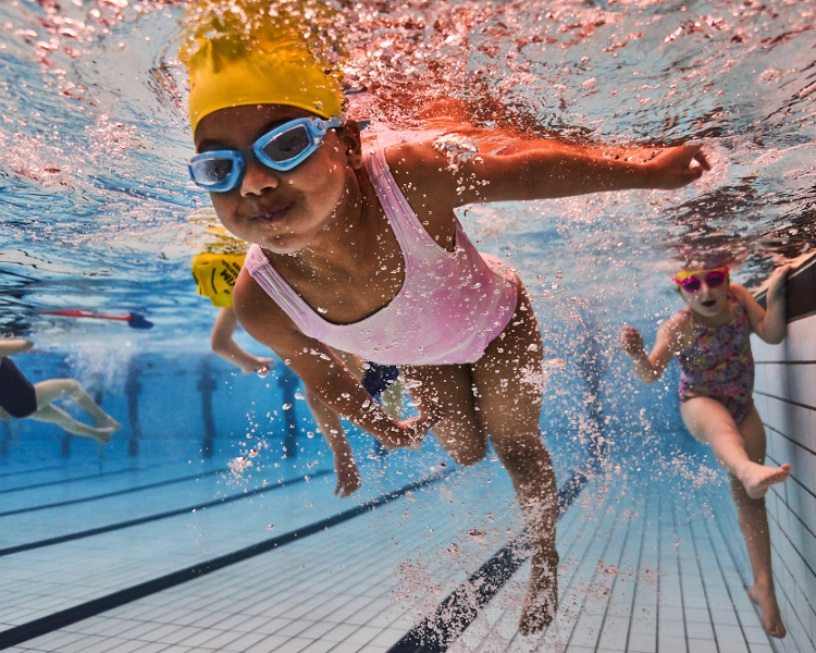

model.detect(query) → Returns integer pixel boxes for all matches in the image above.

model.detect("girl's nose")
[240,158,280,197]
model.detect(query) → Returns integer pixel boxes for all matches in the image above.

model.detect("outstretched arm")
[0,338,34,357]
[733,266,790,345]
[621,314,689,384]
[305,389,361,498]
[211,308,274,375]
[389,139,709,210]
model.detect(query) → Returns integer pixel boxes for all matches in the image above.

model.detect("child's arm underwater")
[233,271,441,450]
[387,138,709,211]
[0,338,34,357]
[621,314,691,384]
[730,265,790,345]
[211,307,274,375]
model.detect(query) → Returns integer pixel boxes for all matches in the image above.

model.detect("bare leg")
[680,397,789,499]
[734,408,786,639]
[403,289,558,635]
[34,379,121,431]
[473,289,558,635]
[28,404,113,443]
[682,400,786,638]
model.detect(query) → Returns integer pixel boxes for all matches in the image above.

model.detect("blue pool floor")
[0,444,803,653]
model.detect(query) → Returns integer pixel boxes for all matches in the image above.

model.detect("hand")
[379,400,443,449]
[333,450,362,498]
[766,264,791,303]
[620,326,645,357]
[241,357,275,377]
[21,339,35,351]
[645,145,710,190]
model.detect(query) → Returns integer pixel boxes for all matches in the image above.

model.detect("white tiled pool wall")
[752,312,816,653]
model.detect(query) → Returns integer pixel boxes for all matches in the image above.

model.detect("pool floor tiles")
[2,462,523,652]
[2,462,797,653]
[445,470,788,653]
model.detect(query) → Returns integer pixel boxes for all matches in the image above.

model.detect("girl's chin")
[261,236,308,255]
[693,303,722,316]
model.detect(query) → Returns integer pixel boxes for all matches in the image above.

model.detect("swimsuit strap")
[244,245,331,342]
[364,148,454,274]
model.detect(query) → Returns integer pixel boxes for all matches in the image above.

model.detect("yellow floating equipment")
[191,252,246,308]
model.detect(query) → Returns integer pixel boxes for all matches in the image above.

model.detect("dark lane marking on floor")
[0,469,228,517]
[0,471,452,650]
[0,464,77,479]
[0,469,333,557]
[0,464,167,495]
[388,450,605,653]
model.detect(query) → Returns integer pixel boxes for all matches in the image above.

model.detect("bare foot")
[90,426,115,444]
[518,549,559,636]
[96,415,122,432]
[742,462,791,499]
[748,583,786,638]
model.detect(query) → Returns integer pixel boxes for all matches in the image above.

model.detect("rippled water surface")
[1,0,814,345]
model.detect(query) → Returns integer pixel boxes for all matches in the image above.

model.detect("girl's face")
[678,270,730,318]
[194,104,360,254]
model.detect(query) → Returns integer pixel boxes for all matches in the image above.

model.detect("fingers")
[693,148,711,171]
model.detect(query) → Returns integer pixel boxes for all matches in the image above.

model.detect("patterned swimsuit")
[675,299,755,424]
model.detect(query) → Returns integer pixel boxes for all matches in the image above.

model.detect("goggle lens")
[706,271,726,288]
[190,157,235,186]
[258,125,312,163]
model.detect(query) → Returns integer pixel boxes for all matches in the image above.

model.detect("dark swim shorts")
[0,357,38,418]
[361,362,399,398]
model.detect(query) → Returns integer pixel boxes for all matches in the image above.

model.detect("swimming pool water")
[1,0,815,651]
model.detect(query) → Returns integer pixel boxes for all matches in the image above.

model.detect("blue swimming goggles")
[188,115,344,193]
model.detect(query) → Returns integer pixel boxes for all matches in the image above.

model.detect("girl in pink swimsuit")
[621,262,791,639]
[182,29,709,634]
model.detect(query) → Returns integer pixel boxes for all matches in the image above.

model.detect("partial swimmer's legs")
[472,288,558,636]
[34,379,121,431]
[734,406,786,639]
[28,404,113,442]
[400,363,487,467]
[680,397,790,499]
[305,388,361,498]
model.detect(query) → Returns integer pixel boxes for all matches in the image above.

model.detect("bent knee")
[59,378,82,394]
[449,442,488,467]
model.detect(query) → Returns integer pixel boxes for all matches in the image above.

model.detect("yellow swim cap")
[192,252,247,308]
[186,39,345,135]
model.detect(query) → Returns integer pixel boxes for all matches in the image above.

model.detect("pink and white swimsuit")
[245,148,519,367]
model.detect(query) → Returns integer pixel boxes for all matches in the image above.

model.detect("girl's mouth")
[701,299,717,308]
[252,205,290,224]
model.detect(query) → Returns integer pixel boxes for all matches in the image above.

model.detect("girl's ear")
[339,121,364,169]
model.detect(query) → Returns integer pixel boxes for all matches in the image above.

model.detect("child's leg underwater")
[682,399,787,638]
[403,355,558,636]
[34,379,120,431]
[680,397,790,499]
[472,288,558,636]
[732,407,786,638]
[28,404,113,442]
